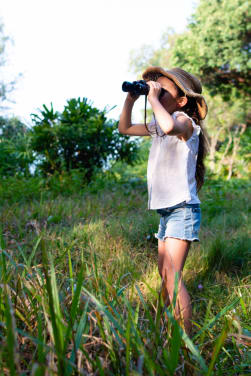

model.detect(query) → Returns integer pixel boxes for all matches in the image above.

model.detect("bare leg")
[158,240,170,306]
[158,238,192,335]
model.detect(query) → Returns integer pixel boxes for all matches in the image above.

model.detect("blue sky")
[0,0,197,124]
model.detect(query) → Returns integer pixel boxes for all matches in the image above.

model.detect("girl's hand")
[126,92,140,103]
[147,81,161,103]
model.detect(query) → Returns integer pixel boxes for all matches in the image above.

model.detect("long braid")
[181,96,208,191]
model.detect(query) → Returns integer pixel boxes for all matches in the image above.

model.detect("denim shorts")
[155,203,201,242]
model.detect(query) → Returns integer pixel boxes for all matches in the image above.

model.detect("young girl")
[118,66,208,335]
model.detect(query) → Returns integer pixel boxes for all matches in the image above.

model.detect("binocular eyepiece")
[122,80,149,96]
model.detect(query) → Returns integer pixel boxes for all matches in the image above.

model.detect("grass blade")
[0,226,6,250]
[165,308,208,373]
[193,297,240,341]
[37,312,46,365]
[206,321,230,375]
[64,264,85,352]
[135,284,155,330]
[82,286,125,348]
[69,300,89,368]
[198,299,213,346]
[4,287,18,376]
[125,310,131,376]
[27,236,41,268]
[168,319,182,373]
[68,249,74,296]
[41,238,65,374]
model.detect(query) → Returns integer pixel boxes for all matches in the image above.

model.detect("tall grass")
[0,167,250,375]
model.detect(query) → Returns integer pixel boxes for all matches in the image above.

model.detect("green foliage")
[204,91,250,178]
[30,98,139,180]
[206,236,250,273]
[238,124,251,160]
[0,116,34,177]
[213,122,251,179]
[0,115,27,138]
[129,0,251,98]
[129,0,250,179]
[170,0,250,99]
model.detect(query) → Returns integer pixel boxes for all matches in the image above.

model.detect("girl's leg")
[158,238,192,334]
[158,240,170,305]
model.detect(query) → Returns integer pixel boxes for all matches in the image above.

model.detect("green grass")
[0,166,250,375]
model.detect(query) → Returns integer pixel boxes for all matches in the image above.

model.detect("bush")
[30,98,139,180]
[0,116,34,177]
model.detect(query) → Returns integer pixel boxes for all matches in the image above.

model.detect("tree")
[0,20,16,108]
[168,0,250,177]
[30,98,139,180]
[129,0,250,179]
[204,92,250,179]
[170,0,251,99]
[129,0,250,99]
[0,116,34,177]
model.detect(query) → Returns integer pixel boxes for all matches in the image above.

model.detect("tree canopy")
[129,0,250,179]
[170,0,250,98]
[130,0,250,100]
[0,116,34,177]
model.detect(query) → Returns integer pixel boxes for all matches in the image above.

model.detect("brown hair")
[180,95,208,191]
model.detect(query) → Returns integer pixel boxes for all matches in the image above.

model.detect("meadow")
[0,158,250,375]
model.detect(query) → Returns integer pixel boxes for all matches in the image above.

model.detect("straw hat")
[142,66,208,120]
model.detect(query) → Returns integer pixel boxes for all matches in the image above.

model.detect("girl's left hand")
[147,81,161,102]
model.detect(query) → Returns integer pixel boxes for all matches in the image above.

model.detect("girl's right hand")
[147,81,162,103]
[126,92,140,103]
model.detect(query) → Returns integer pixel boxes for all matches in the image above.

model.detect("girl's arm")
[118,94,150,136]
[147,81,193,140]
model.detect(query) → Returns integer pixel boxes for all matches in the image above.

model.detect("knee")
[162,263,181,286]
[160,262,173,282]
[158,255,170,278]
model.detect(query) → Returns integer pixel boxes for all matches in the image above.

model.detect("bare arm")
[118,94,150,136]
[147,81,193,140]
[149,98,192,137]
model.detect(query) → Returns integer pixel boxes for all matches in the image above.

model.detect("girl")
[118,66,208,335]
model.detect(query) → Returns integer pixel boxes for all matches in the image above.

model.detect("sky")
[0,0,197,125]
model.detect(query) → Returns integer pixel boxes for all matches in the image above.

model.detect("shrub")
[0,116,34,177]
[30,98,139,180]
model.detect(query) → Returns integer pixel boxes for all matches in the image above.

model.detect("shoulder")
[172,111,194,141]
[173,111,193,125]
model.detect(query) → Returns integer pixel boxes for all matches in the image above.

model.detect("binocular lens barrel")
[122,82,134,92]
[122,80,149,95]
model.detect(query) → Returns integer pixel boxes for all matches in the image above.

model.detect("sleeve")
[147,115,165,137]
[173,111,201,137]
[147,116,157,137]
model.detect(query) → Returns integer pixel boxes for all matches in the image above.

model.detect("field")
[0,161,250,375]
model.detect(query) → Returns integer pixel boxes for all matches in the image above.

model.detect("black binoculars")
[122,80,149,96]
[122,80,166,99]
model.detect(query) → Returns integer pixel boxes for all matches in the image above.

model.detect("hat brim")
[142,66,208,120]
